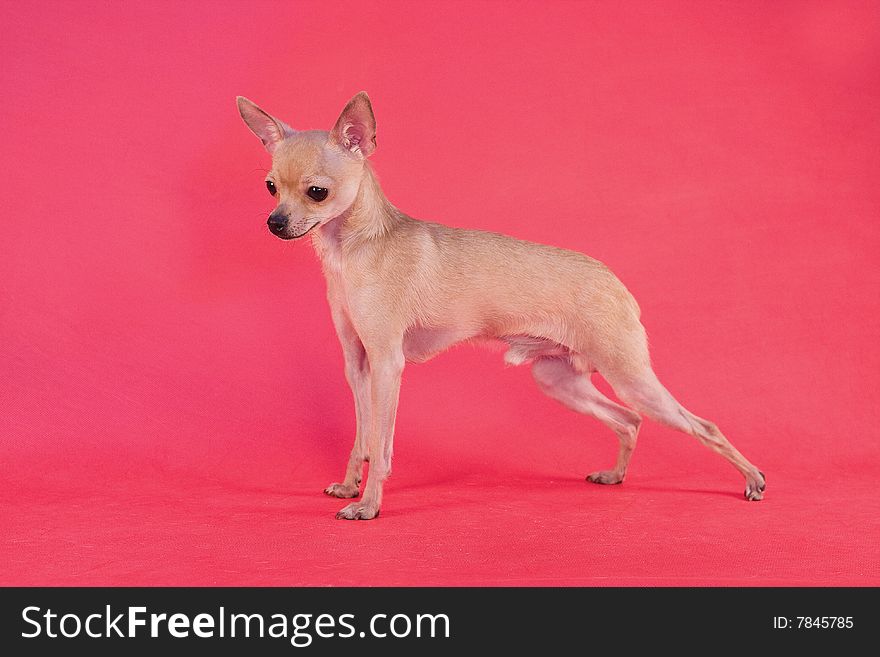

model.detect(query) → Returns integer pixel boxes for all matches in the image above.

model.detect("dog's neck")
[311,163,399,268]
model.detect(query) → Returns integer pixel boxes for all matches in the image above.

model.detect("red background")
[2,1,878,586]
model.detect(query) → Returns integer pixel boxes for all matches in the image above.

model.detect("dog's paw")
[586,470,624,485]
[744,470,766,501]
[335,500,380,520]
[324,482,360,498]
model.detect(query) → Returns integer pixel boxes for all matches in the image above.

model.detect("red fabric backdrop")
[2,1,878,585]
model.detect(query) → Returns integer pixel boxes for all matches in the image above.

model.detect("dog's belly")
[402,326,594,372]
[501,335,570,365]
[403,326,476,363]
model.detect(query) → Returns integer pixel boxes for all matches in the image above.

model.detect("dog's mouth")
[271,220,320,240]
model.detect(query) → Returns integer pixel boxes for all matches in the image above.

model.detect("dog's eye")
[307,186,328,202]
[266,180,277,196]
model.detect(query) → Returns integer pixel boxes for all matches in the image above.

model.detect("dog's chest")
[313,221,366,321]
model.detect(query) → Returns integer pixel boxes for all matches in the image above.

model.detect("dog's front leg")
[324,306,371,499]
[336,343,404,520]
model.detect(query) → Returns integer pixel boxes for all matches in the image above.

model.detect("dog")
[237,92,765,520]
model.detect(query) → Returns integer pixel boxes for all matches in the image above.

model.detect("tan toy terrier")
[237,92,765,520]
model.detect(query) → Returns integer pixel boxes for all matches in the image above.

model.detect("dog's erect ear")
[236,96,293,154]
[329,92,376,158]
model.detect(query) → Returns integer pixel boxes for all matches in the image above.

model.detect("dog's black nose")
[267,212,288,232]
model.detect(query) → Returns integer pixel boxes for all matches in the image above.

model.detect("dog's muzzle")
[267,214,320,240]
[267,212,288,236]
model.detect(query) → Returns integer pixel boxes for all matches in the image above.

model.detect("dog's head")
[236,93,377,240]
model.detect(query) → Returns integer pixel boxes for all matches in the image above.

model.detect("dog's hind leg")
[608,368,766,500]
[532,356,642,485]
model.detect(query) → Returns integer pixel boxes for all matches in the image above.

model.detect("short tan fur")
[237,93,765,520]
